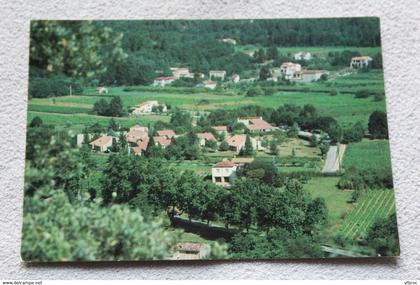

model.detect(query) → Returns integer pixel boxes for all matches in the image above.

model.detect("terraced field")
[337,189,396,240]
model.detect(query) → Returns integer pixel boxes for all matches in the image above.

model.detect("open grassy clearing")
[337,189,396,240]
[304,177,353,235]
[343,139,392,171]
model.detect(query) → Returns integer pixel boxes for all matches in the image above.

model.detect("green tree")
[243,135,255,156]
[219,140,230,151]
[368,111,388,139]
[259,66,271,81]
[366,214,400,256]
[29,116,43,128]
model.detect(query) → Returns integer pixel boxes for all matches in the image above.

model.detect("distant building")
[350,56,372,69]
[131,100,167,115]
[153,76,176,87]
[96,85,108,94]
[199,80,217,90]
[212,159,237,186]
[220,38,237,45]
[227,134,247,153]
[170,67,194,79]
[280,62,302,80]
[212,125,228,135]
[197,132,217,146]
[126,129,148,144]
[172,243,210,260]
[294,52,312,61]
[89,135,113,152]
[153,135,172,148]
[300,70,329,82]
[209,70,226,80]
[237,117,274,133]
[156,130,176,139]
[231,74,240,83]
[130,125,149,133]
[131,136,149,156]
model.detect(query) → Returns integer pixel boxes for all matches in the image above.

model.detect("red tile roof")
[132,137,150,154]
[197,132,216,141]
[227,134,246,147]
[175,242,202,253]
[153,136,172,146]
[212,125,228,132]
[213,159,236,168]
[247,118,273,131]
[352,56,372,61]
[155,76,176,81]
[157,130,175,138]
[202,80,216,85]
[89,136,112,147]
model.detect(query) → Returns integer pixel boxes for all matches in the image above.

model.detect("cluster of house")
[268,62,328,83]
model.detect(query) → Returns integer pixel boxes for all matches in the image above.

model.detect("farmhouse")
[294,52,312,61]
[153,135,172,148]
[171,67,194,79]
[200,80,217,90]
[96,85,108,94]
[237,117,274,133]
[153,76,176,87]
[220,38,237,45]
[172,243,210,260]
[231,74,240,83]
[280,62,302,80]
[300,70,328,83]
[131,100,167,115]
[126,129,148,144]
[130,125,148,133]
[350,56,372,69]
[131,136,150,156]
[227,134,247,153]
[197,132,217,146]
[209,70,226,80]
[212,125,228,135]
[89,135,113,152]
[156,130,176,139]
[212,159,237,186]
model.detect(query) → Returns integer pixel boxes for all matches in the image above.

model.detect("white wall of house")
[212,166,237,186]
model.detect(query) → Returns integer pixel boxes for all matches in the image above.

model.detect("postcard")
[22,18,399,261]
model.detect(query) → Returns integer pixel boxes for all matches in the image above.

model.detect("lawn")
[337,189,396,240]
[343,139,392,171]
[304,176,353,235]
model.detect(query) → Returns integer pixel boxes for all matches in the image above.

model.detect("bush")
[354,90,370,99]
[329,89,338,96]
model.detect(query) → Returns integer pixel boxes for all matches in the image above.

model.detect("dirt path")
[322,144,347,173]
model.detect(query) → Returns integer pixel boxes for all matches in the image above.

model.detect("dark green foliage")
[338,167,393,190]
[246,86,264,97]
[242,135,255,156]
[237,159,282,187]
[219,140,230,151]
[368,111,388,139]
[365,213,400,256]
[329,89,338,96]
[342,121,365,143]
[354,90,370,98]
[29,116,43,128]
[165,132,200,160]
[170,109,192,133]
[29,73,83,98]
[229,229,323,259]
[328,50,361,66]
[92,96,126,117]
[259,66,271,81]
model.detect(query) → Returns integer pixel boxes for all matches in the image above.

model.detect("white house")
[197,132,217,146]
[153,76,176,87]
[89,135,113,152]
[209,70,226,80]
[200,80,217,90]
[294,52,312,61]
[96,86,108,94]
[237,117,274,133]
[131,101,167,115]
[171,67,194,79]
[212,159,237,186]
[231,74,240,83]
[280,62,302,80]
[300,70,328,83]
[220,38,237,45]
[350,56,373,69]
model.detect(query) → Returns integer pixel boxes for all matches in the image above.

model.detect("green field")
[337,189,396,240]
[343,139,392,171]
[304,177,352,233]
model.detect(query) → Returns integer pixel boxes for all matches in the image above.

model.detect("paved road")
[322,144,347,173]
[321,245,368,257]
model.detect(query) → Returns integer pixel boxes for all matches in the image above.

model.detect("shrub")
[329,89,338,96]
[354,90,370,99]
